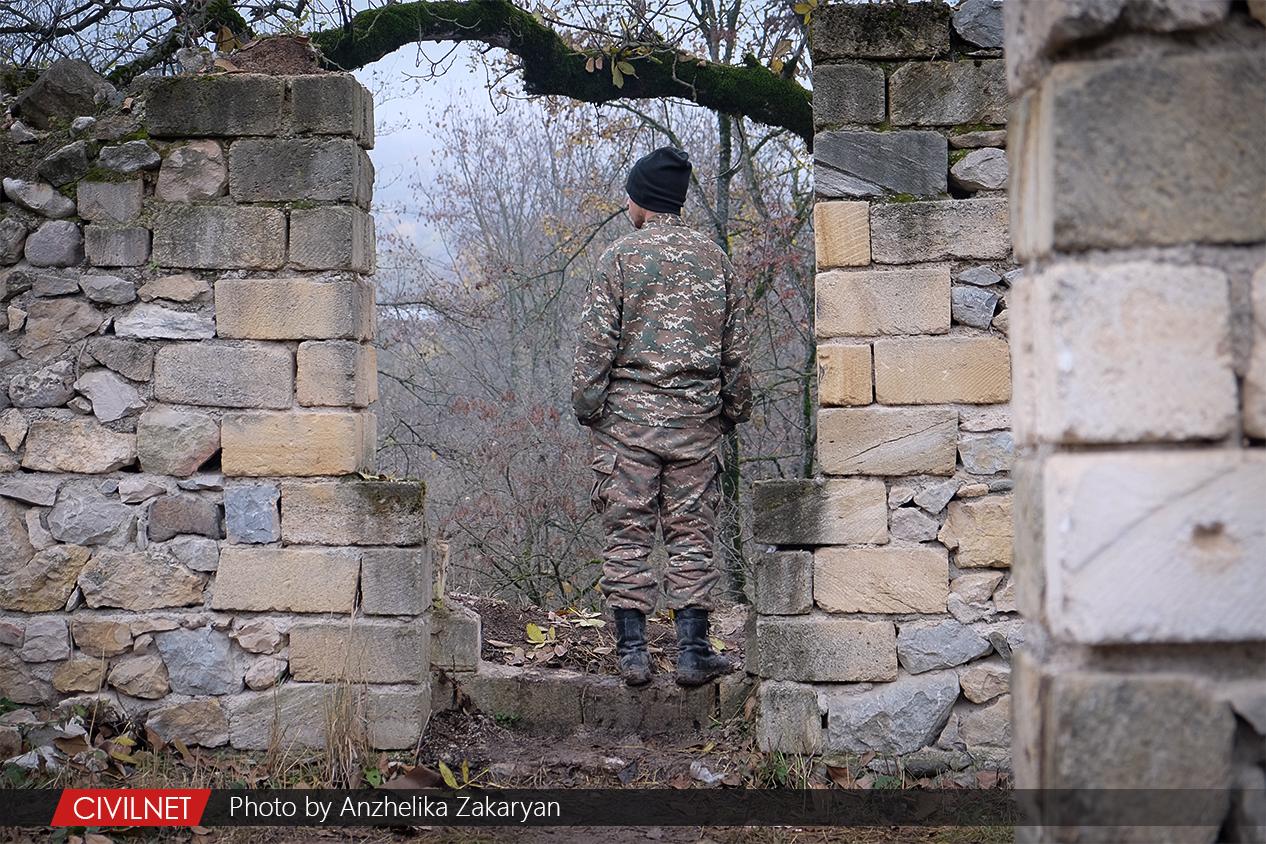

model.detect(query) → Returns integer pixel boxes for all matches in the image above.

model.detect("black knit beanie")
[625,147,691,214]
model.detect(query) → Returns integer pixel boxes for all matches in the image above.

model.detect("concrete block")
[84,225,149,267]
[290,74,375,148]
[814,201,870,269]
[296,340,377,407]
[752,478,888,545]
[818,406,958,476]
[152,205,285,270]
[751,615,897,682]
[212,546,359,612]
[362,547,433,615]
[229,138,372,207]
[889,60,1008,126]
[289,620,429,683]
[145,75,285,137]
[756,680,823,753]
[871,198,1010,263]
[280,479,425,545]
[817,342,873,406]
[811,2,950,60]
[815,130,946,198]
[153,342,294,409]
[814,545,949,614]
[816,265,950,337]
[873,336,1011,404]
[431,603,481,671]
[812,63,886,125]
[752,550,813,615]
[220,410,375,477]
[289,206,375,272]
[214,277,373,340]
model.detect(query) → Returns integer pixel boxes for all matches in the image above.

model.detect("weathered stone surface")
[229,138,372,207]
[1036,451,1266,643]
[9,359,75,408]
[212,546,359,612]
[135,406,219,477]
[147,493,223,542]
[215,277,374,340]
[114,304,214,340]
[752,616,897,682]
[958,431,1013,475]
[155,627,242,695]
[224,483,280,544]
[897,619,992,673]
[71,618,132,657]
[19,299,104,359]
[146,75,284,137]
[431,603,480,670]
[289,206,375,272]
[2,178,76,219]
[813,201,870,269]
[289,622,428,683]
[811,2,950,60]
[161,536,218,572]
[950,147,1007,192]
[84,337,153,381]
[819,406,957,476]
[753,478,887,545]
[244,655,286,691]
[872,199,1009,263]
[138,274,210,303]
[108,654,168,699]
[232,619,283,654]
[22,418,135,473]
[154,342,293,408]
[296,341,377,407]
[756,681,822,753]
[817,342,872,406]
[959,694,1010,750]
[78,548,205,610]
[280,480,424,545]
[291,74,375,146]
[890,507,939,542]
[951,571,1004,604]
[156,141,227,202]
[25,220,83,267]
[20,617,69,662]
[80,274,136,305]
[49,481,134,545]
[1012,51,1264,258]
[952,0,1004,49]
[224,684,331,750]
[53,657,106,693]
[959,659,1009,703]
[151,205,285,270]
[0,541,80,607]
[38,141,90,186]
[816,265,950,337]
[84,225,150,267]
[98,141,161,174]
[874,336,1010,404]
[0,649,51,703]
[812,63,886,126]
[0,217,27,264]
[221,411,375,477]
[12,59,115,130]
[1012,261,1235,444]
[814,545,948,614]
[73,369,144,422]
[815,130,946,198]
[890,61,1008,126]
[752,550,813,616]
[823,670,959,754]
[77,181,143,223]
[0,411,28,452]
[958,267,1003,290]
[1246,264,1266,439]
[950,285,999,329]
[939,495,1011,569]
[145,698,229,747]
[361,547,432,615]
[31,270,79,297]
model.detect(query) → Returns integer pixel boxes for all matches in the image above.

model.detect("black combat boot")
[613,608,652,687]
[674,606,734,687]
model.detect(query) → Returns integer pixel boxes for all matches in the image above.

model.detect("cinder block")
[750,615,897,682]
[814,201,870,269]
[280,479,425,545]
[818,342,873,406]
[752,478,888,545]
[756,680,823,753]
[211,546,359,612]
[215,277,374,340]
[297,340,377,407]
[815,130,946,198]
[363,546,432,615]
[812,64,886,126]
[290,74,375,148]
[752,550,813,615]
[811,2,950,60]
[145,74,285,137]
[84,226,149,267]
[818,406,958,476]
[430,603,481,671]
[289,206,375,272]
[816,265,950,337]
[229,138,372,207]
[153,342,294,409]
[871,199,1009,263]
[289,621,429,683]
[873,336,1011,404]
[152,205,285,270]
[814,546,949,613]
[220,410,375,477]
[1011,50,1265,259]
[889,60,1008,126]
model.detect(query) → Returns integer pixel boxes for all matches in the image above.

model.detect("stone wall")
[750,0,1018,767]
[1006,1,1265,839]
[0,67,433,751]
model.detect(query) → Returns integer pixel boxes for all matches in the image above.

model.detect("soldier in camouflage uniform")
[572,146,752,688]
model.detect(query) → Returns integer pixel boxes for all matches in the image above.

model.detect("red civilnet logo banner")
[51,789,211,827]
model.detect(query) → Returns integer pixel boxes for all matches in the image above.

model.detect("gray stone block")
[367,686,431,750]
[823,669,960,754]
[153,341,294,409]
[289,206,375,272]
[890,60,1008,126]
[812,63,886,126]
[24,220,82,267]
[951,285,998,328]
[279,479,426,546]
[224,482,280,544]
[756,680,822,753]
[84,225,149,267]
[290,74,375,148]
[114,304,214,340]
[896,619,992,674]
[752,478,888,545]
[225,684,332,750]
[751,615,897,682]
[228,138,372,207]
[38,141,90,186]
[362,546,432,615]
[752,550,813,615]
[871,198,1009,263]
[811,2,951,61]
[152,205,285,270]
[155,626,243,695]
[430,603,480,670]
[145,75,285,137]
[952,0,1004,49]
[815,130,946,198]
[147,492,223,541]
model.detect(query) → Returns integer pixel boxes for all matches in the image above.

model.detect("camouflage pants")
[590,416,723,615]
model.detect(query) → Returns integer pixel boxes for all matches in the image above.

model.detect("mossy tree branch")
[311,0,813,146]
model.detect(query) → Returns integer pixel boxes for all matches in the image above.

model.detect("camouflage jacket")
[572,214,752,429]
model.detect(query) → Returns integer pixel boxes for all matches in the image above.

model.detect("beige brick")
[296,341,377,407]
[814,201,870,268]
[212,546,359,612]
[817,343,872,406]
[816,266,949,337]
[874,336,1010,404]
[289,621,429,683]
[220,411,375,477]
[214,277,374,341]
[814,545,949,613]
[938,494,1012,569]
[753,478,888,545]
[280,480,425,545]
[751,615,897,682]
[818,406,957,476]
